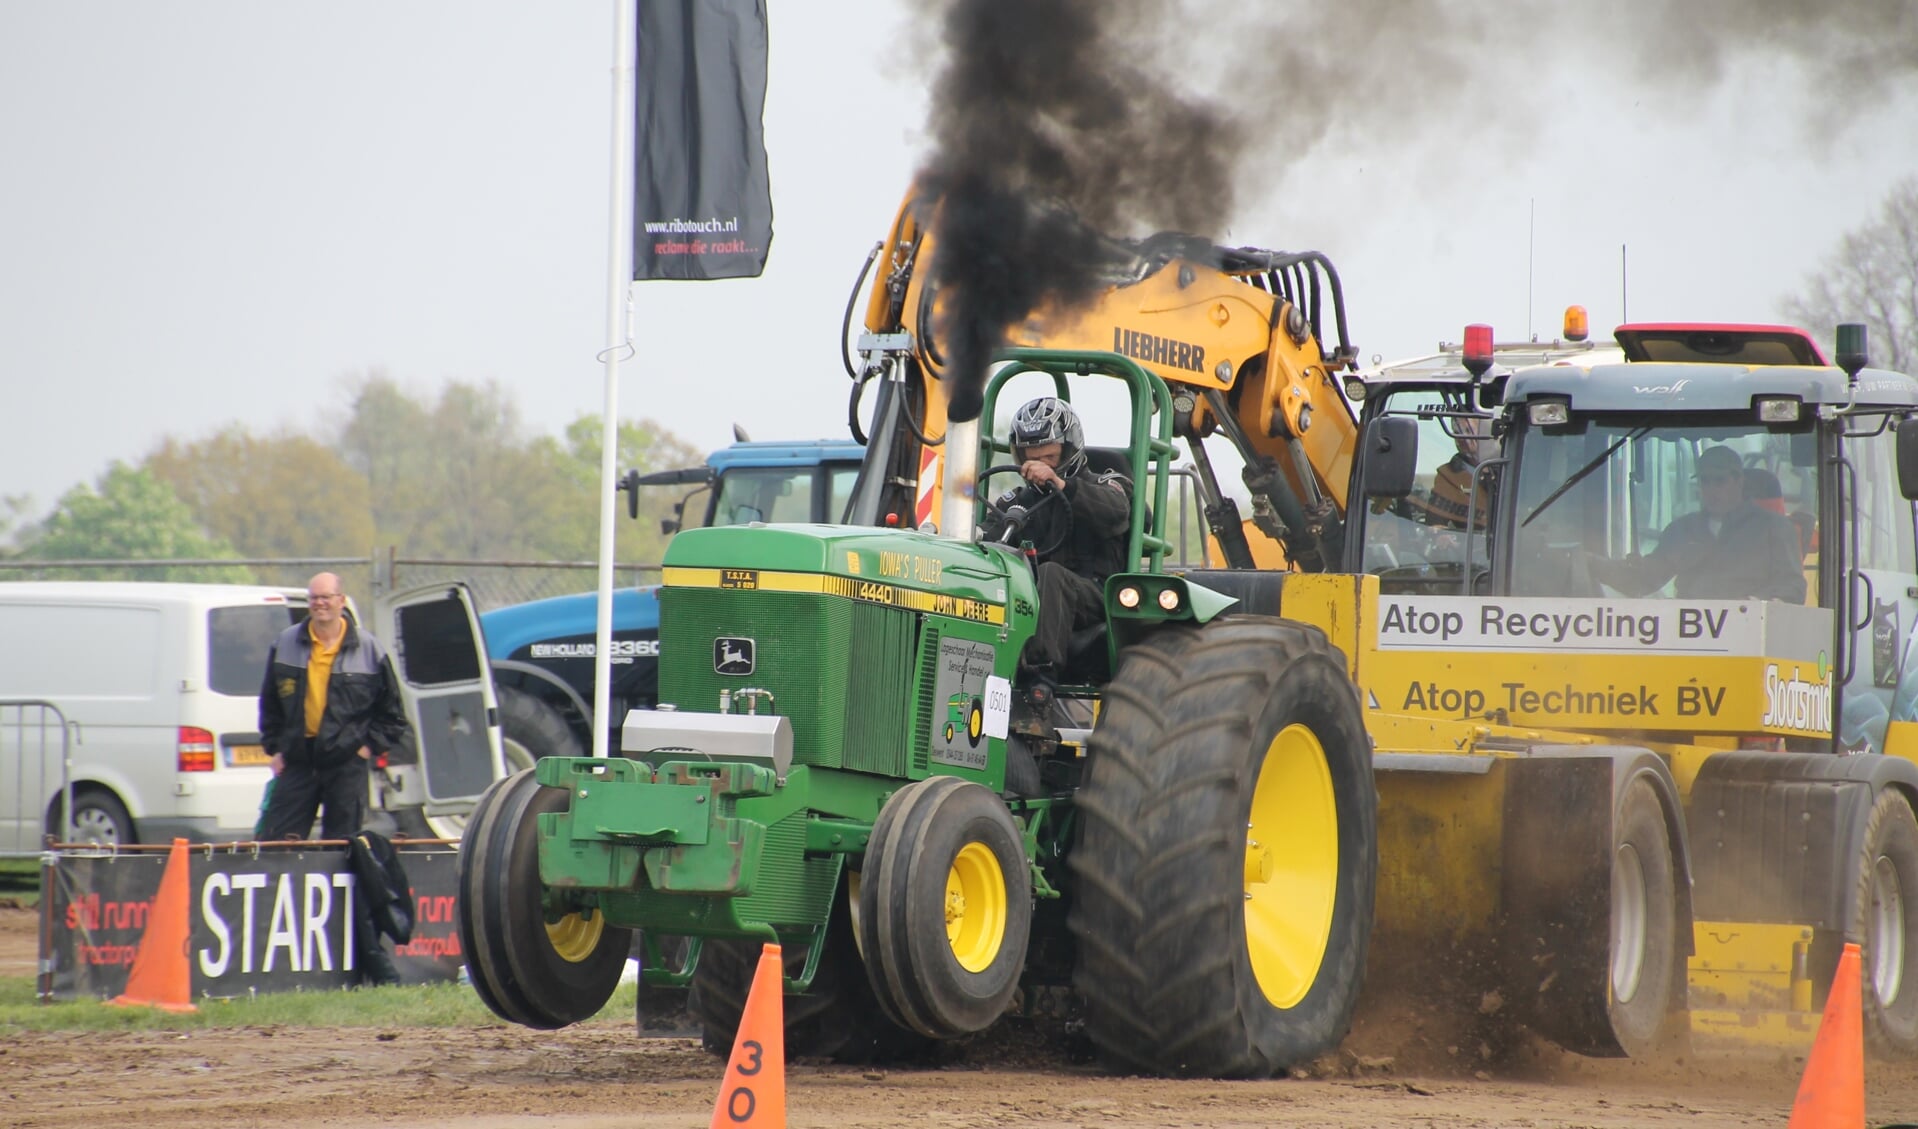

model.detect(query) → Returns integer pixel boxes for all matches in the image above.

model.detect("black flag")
[632,0,773,281]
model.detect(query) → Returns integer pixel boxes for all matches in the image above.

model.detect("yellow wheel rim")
[969,704,984,741]
[1244,722,1339,1009]
[546,908,606,964]
[945,841,1008,973]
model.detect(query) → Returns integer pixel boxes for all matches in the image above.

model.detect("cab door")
[1845,426,1918,753]
[377,584,503,833]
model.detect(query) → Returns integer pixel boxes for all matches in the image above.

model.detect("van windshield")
[208,606,299,695]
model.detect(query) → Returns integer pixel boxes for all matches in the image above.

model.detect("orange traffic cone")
[709,942,785,1129]
[107,838,197,1013]
[1788,941,1864,1129]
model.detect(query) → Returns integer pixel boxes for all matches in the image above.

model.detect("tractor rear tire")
[458,768,631,1029]
[1858,788,1918,1059]
[1068,615,1378,1078]
[688,882,930,1062]
[498,685,582,773]
[1605,775,1683,1057]
[858,775,1032,1039]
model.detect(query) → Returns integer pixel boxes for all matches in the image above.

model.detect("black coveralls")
[1016,468,1134,671]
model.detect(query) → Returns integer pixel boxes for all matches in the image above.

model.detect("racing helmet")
[1009,396,1087,476]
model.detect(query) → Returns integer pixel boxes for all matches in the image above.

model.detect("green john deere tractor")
[458,350,1379,1077]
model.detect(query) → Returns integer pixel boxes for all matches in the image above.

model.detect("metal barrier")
[1,700,71,858]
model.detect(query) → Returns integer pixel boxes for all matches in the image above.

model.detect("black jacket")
[350,830,414,945]
[1019,468,1134,584]
[259,616,410,769]
[1593,501,1807,603]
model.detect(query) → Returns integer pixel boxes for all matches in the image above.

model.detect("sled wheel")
[1068,615,1377,1077]
[1858,788,1918,1058]
[689,877,932,1062]
[858,775,1031,1038]
[1607,775,1683,1056]
[967,698,985,746]
[459,768,630,1029]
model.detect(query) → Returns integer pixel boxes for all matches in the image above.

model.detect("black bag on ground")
[350,829,414,945]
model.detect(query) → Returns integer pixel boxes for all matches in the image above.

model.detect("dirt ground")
[4,903,1913,1129]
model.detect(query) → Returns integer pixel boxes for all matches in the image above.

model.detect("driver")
[1586,445,1806,603]
[1001,397,1132,677]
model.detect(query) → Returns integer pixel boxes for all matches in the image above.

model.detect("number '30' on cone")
[1788,941,1864,1129]
[709,942,785,1129]
[108,837,197,1013]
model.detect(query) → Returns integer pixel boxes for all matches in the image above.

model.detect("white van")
[0,581,503,851]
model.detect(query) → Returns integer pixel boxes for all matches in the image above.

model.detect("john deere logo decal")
[714,637,755,676]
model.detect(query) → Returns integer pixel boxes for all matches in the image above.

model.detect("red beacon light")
[1462,323,1494,377]
[1562,305,1589,342]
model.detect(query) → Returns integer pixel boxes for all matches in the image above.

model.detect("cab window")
[1357,402,1493,594]
[710,467,815,526]
[1509,420,1819,603]
[827,465,861,524]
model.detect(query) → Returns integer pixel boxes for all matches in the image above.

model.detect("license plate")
[228,744,270,767]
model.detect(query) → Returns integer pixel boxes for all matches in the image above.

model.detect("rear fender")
[1103,573,1237,661]
[1688,751,1918,944]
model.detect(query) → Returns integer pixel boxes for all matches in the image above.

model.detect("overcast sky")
[3,2,1915,526]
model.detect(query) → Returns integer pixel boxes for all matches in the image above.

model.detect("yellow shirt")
[303,621,344,738]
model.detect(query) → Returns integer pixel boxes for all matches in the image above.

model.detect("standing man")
[257,573,410,843]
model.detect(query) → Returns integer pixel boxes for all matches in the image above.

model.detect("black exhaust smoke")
[914,0,1241,422]
[908,0,1918,422]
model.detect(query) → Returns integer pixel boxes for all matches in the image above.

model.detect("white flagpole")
[592,0,638,758]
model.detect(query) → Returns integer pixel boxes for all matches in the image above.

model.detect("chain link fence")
[0,555,662,614]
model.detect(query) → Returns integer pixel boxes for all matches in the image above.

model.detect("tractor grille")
[659,588,913,775]
[911,622,941,777]
[737,813,840,927]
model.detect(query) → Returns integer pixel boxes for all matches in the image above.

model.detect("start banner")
[41,843,463,1000]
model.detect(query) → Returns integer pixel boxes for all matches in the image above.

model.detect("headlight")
[1344,377,1367,401]
[1157,588,1181,611]
[1117,586,1141,609]
[1528,401,1571,426]
[1755,397,1801,423]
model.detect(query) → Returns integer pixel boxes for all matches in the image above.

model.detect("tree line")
[0,372,704,582]
[3,178,1915,585]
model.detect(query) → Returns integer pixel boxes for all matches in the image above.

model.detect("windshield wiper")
[1521,426,1650,528]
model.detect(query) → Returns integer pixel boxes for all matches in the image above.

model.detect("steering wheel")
[979,464,1072,559]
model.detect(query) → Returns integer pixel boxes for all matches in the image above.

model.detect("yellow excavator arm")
[846,190,1361,571]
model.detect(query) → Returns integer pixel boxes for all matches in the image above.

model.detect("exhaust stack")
[940,416,980,542]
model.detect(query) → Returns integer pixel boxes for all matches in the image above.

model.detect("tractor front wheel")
[1068,615,1378,1077]
[858,776,1031,1038]
[458,769,631,1029]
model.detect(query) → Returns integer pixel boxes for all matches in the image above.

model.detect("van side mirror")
[1361,416,1419,499]
[1896,418,1918,500]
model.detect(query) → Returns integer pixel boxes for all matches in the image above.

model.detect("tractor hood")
[661,524,1020,624]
